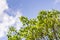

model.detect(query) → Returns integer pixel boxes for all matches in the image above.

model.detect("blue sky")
[0,0,60,40]
[7,0,60,18]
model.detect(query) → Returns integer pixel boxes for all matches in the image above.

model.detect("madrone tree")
[7,10,60,40]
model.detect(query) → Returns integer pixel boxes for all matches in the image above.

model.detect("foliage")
[7,10,60,40]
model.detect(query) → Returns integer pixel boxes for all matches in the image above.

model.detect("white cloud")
[0,0,8,15]
[0,0,22,38]
[54,0,60,4]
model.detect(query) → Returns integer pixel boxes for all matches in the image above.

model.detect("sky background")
[0,0,60,40]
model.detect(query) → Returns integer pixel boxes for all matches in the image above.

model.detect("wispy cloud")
[54,0,60,4]
[0,0,22,38]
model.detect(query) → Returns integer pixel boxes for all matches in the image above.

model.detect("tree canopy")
[7,10,60,40]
